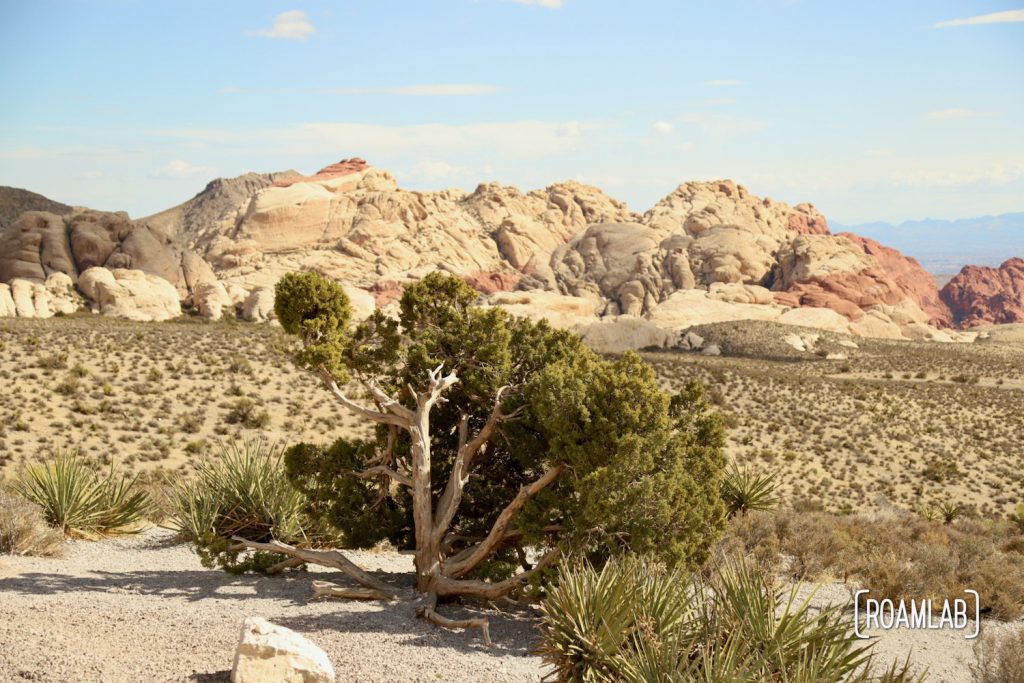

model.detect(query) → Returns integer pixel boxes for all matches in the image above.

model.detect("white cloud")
[705,79,746,87]
[927,108,983,120]
[933,9,1024,28]
[509,0,566,7]
[147,120,599,159]
[653,121,674,135]
[150,159,215,179]
[251,10,316,41]
[219,84,501,96]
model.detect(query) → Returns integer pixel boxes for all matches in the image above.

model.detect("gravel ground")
[1,530,1020,682]
[0,529,547,682]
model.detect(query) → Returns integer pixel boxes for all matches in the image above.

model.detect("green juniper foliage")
[277,271,727,577]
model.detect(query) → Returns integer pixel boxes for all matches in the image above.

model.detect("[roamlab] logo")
[853,589,980,639]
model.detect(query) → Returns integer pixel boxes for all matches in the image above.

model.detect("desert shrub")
[1010,503,1024,533]
[224,398,270,429]
[537,556,920,682]
[720,463,780,517]
[0,485,64,556]
[12,454,150,537]
[969,628,1024,683]
[721,509,1024,621]
[167,439,311,573]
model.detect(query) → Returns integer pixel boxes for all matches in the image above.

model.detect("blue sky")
[0,1,1021,224]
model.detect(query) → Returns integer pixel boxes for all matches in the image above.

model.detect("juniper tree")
[230,271,726,643]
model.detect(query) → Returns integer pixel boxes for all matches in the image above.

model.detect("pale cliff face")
[0,162,1003,342]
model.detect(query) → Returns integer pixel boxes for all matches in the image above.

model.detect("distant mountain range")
[833,213,1024,275]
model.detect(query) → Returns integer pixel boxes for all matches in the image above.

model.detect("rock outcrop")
[78,267,181,322]
[1,163,1010,342]
[839,233,953,327]
[941,258,1024,327]
[0,209,215,297]
[231,616,335,683]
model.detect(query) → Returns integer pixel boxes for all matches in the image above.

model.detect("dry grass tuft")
[969,628,1024,683]
[0,485,64,557]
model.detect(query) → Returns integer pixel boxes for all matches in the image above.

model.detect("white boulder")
[231,617,335,683]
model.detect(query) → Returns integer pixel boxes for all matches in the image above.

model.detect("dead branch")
[444,464,566,578]
[312,580,395,601]
[229,536,398,597]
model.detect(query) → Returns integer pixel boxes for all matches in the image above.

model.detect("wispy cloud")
[933,8,1024,28]
[705,79,746,87]
[927,108,983,121]
[652,121,674,135]
[699,98,736,106]
[149,159,215,179]
[219,84,502,96]
[250,10,316,41]
[509,0,566,7]
[145,120,599,159]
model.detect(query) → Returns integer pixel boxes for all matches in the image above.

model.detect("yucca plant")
[936,502,962,525]
[12,454,151,538]
[1009,503,1024,533]
[720,463,780,517]
[538,556,925,682]
[166,438,309,573]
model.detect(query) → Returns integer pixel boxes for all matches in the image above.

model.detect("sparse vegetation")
[538,555,921,682]
[0,485,64,556]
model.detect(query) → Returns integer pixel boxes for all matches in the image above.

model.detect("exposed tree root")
[312,580,395,601]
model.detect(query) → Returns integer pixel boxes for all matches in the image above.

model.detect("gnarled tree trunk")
[232,364,563,645]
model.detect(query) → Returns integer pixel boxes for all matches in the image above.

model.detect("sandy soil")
[2,529,1021,682]
[0,529,545,683]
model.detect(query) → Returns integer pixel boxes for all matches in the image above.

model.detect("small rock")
[683,331,705,350]
[701,343,721,356]
[231,616,335,683]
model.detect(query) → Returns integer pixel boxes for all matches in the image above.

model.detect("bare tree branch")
[438,548,560,601]
[229,536,398,597]
[432,386,518,544]
[351,464,413,489]
[444,463,567,578]
[312,580,395,601]
[316,367,410,427]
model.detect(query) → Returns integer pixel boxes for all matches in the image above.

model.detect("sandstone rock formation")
[0,273,81,318]
[941,258,1024,327]
[78,267,181,322]
[0,209,215,297]
[231,616,335,683]
[839,232,953,327]
[1,163,1010,344]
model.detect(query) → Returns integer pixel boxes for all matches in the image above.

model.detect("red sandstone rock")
[787,205,831,235]
[840,233,953,328]
[273,158,370,188]
[463,271,521,294]
[940,257,1024,327]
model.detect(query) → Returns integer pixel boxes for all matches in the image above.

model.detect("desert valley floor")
[2,315,1022,515]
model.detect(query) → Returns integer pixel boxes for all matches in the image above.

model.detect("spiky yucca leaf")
[166,438,309,572]
[720,464,780,517]
[13,455,150,537]
[538,556,926,683]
